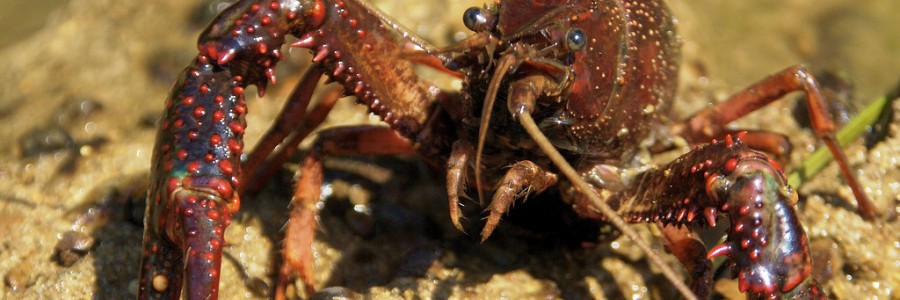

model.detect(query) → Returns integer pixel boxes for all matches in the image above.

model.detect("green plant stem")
[787,94,896,187]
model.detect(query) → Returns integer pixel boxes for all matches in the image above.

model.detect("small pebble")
[54,231,96,267]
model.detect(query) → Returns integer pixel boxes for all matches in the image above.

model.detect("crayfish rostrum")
[138,0,876,299]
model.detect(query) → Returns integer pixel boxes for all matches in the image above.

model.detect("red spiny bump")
[212,110,224,122]
[739,205,750,215]
[199,84,210,95]
[741,238,752,249]
[210,134,222,146]
[230,176,240,187]
[309,0,325,26]
[193,106,206,118]
[333,61,347,76]
[209,268,219,279]
[227,139,242,152]
[218,160,234,176]
[357,29,366,38]
[207,209,220,220]
[184,208,194,217]
[234,104,247,115]
[736,131,747,142]
[250,3,259,12]
[174,119,185,128]
[261,16,272,25]
[313,47,330,62]
[270,1,280,10]
[177,149,188,160]
[188,130,199,140]
[204,252,215,262]
[229,122,245,135]
[750,228,761,238]
[232,29,241,36]
[212,178,234,199]
[749,249,760,261]
[707,243,733,259]
[182,96,195,106]
[167,178,180,194]
[198,55,209,64]
[210,239,221,250]
[232,86,244,96]
[725,134,734,147]
[735,222,745,233]
[165,161,174,171]
[348,19,358,27]
[725,157,738,174]
[205,153,215,162]
[214,95,224,104]
[687,207,697,222]
[190,70,201,77]
[704,207,717,227]
[188,161,201,173]
[247,26,256,34]
[257,43,267,54]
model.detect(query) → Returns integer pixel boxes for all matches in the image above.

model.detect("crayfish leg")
[479,160,557,242]
[241,66,344,194]
[446,140,474,233]
[673,65,874,220]
[278,126,417,299]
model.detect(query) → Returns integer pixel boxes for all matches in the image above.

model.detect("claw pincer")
[139,54,246,299]
[614,135,824,299]
[139,1,312,298]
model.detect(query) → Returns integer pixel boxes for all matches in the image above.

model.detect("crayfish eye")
[565,28,586,52]
[463,7,491,31]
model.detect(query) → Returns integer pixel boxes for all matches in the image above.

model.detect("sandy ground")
[0,0,898,299]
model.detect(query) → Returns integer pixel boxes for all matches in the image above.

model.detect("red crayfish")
[138,0,875,299]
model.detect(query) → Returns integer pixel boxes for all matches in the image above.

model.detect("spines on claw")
[287,0,434,137]
[613,135,823,298]
[198,0,315,96]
